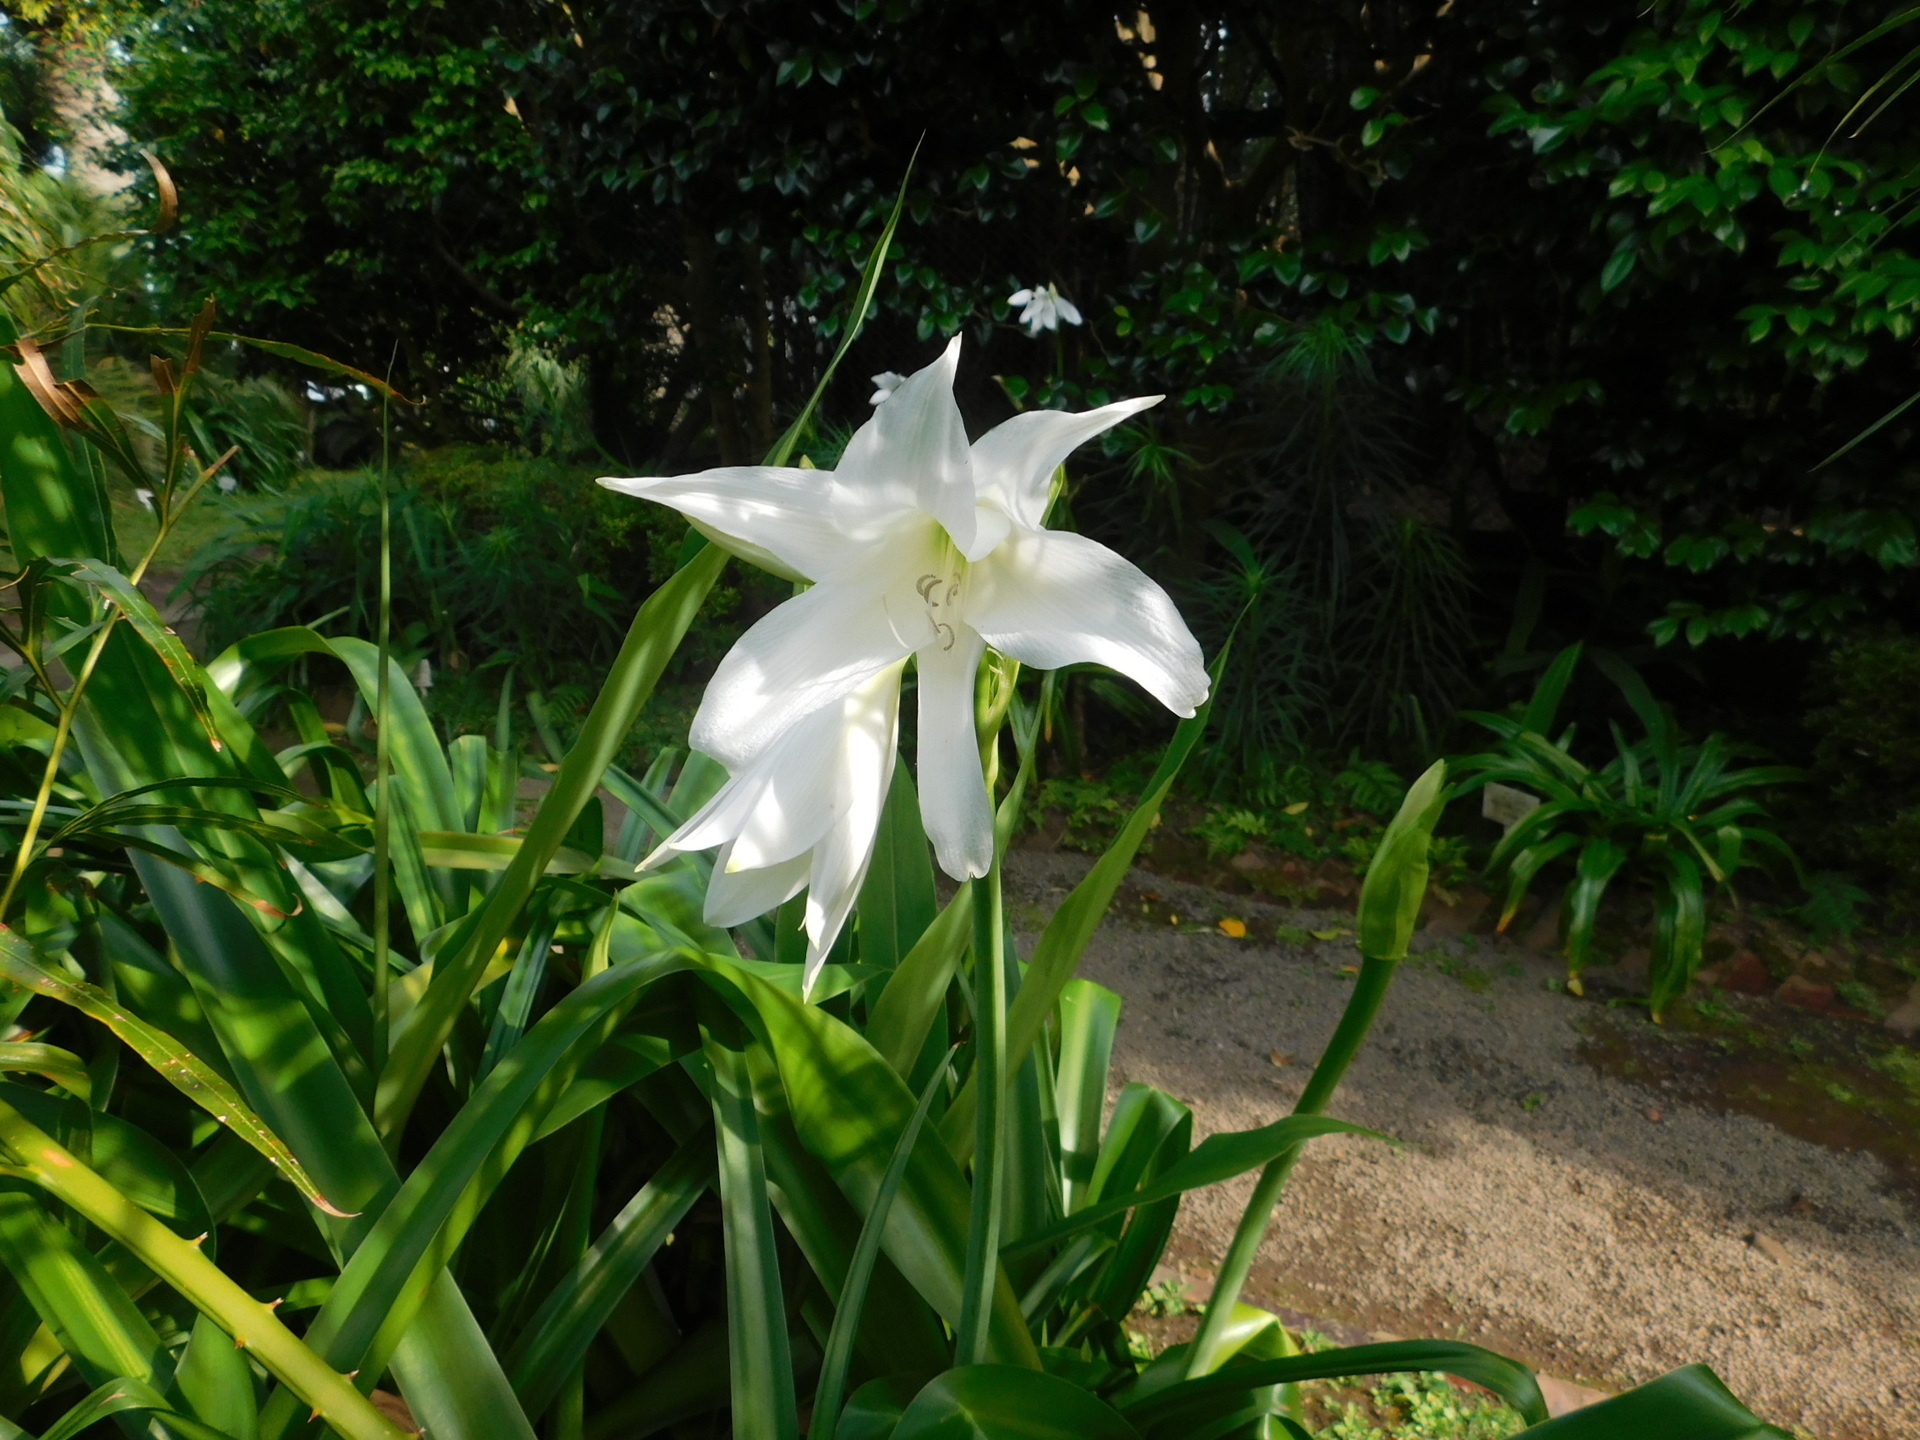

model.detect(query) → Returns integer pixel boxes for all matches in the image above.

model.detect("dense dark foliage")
[82,1,1920,765]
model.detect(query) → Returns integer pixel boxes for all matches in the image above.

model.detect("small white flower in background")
[412,658,433,692]
[868,371,906,406]
[217,474,238,494]
[602,336,1206,992]
[134,488,155,512]
[642,664,902,988]
[1007,282,1083,337]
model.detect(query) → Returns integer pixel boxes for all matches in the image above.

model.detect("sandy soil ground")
[1004,852,1920,1440]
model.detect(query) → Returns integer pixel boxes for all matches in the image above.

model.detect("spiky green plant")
[1453,644,1803,1018]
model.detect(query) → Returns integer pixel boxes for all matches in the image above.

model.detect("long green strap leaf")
[298,952,693,1385]
[0,927,352,1216]
[1513,1364,1788,1438]
[0,1101,409,1440]
[1120,1339,1547,1429]
[941,655,1222,1162]
[707,1038,800,1440]
[378,545,727,1137]
[1005,1114,1380,1257]
[506,1133,713,1416]
[808,1048,953,1440]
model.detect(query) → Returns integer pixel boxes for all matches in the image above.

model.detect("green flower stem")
[1184,953,1400,1377]
[953,861,1006,1365]
[0,1098,409,1440]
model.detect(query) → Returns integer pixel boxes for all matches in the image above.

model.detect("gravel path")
[1006,853,1920,1440]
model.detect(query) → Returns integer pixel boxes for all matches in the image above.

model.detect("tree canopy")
[64,0,1920,751]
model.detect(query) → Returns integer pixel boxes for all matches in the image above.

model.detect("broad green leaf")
[855,761,937,969]
[0,1184,166,1392]
[838,1373,927,1440]
[0,927,353,1215]
[709,958,1037,1368]
[1565,836,1630,970]
[1356,760,1447,962]
[303,952,690,1386]
[1053,981,1119,1215]
[0,312,115,570]
[866,888,973,1079]
[1119,1339,1546,1431]
[892,1366,1140,1440]
[1514,1364,1788,1438]
[1520,644,1583,736]
[177,1310,261,1440]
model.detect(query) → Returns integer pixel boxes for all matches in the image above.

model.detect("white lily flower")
[1007,282,1084,337]
[134,488,155,512]
[601,337,1206,961]
[644,664,903,993]
[868,371,906,405]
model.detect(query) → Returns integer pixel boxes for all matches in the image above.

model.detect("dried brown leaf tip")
[11,337,86,428]
[141,150,178,233]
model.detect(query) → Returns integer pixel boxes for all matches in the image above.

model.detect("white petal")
[1007,289,1034,307]
[598,468,848,583]
[728,663,902,869]
[968,527,1209,716]
[704,843,809,927]
[1056,297,1083,326]
[833,336,975,553]
[915,626,992,880]
[970,396,1163,530]
[801,725,900,996]
[691,577,912,767]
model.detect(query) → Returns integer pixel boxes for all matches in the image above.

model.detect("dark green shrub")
[1809,632,1920,918]
[185,445,717,705]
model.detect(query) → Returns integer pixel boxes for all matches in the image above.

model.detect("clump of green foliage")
[186,445,726,710]
[1455,645,1802,1019]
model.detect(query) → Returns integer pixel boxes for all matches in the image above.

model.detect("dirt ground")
[1004,852,1920,1440]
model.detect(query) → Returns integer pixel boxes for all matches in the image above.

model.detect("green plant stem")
[372,428,393,1075]
[953,862,1005,1366]
[0,1098,410,1440]
[1184,953,1400,1377]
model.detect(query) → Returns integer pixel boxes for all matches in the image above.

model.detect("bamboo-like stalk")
[0,1098,412,1440]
